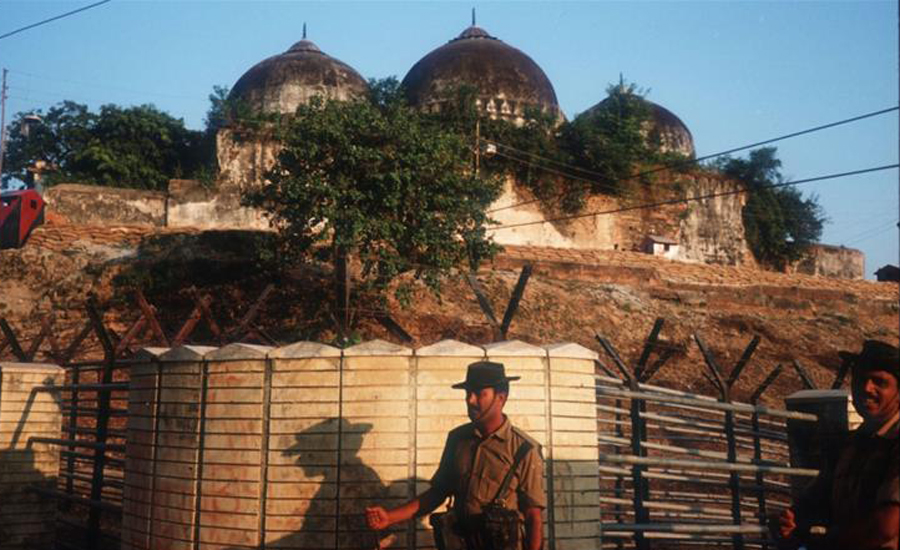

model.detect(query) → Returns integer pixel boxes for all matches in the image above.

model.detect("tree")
[717,147,825,268]
[243,78,502,308]
[476,80,662,214]
[395,79,671,216]
[559,81,660,203]
[2,101,206,190]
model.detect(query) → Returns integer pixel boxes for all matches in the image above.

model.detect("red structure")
[0,189,45,248]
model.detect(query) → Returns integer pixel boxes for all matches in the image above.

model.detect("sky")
[1,1,898,277]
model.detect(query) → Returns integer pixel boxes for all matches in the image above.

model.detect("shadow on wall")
[225,417,425,550]
[221,417,598,550]
[0,376,62,548]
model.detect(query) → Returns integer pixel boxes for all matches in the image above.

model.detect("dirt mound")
[1,225,896,406]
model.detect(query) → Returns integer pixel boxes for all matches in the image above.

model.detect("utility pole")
[0,68,8,183]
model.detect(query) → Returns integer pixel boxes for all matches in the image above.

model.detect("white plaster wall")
[651,242,680,260]
[166,194,271,231]
[486,177,617,250]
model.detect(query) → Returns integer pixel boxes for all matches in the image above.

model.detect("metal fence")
[593,321,830,550]
[2,285,843,550]
[0,288,276,550]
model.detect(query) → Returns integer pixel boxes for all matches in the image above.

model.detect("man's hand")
[767,508,798,549]
[777,508,797,539]
[366,506,391,531]
[366,487,448,532]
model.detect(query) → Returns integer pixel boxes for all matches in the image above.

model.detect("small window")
[30,200,38,209]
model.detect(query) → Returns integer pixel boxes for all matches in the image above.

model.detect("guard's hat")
[452,361,520,390]
[839,340,899,380]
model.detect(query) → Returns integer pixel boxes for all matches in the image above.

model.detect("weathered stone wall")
[678,174,754,267]
[215,129,281,194]
[43,183,167,227]
[487,177,619,250]
[488,172,754,267]
[0,362,66,550]
[36,169,758,271]
[166,179,269,230]
[791,244,864,280]
[121,340,601,550]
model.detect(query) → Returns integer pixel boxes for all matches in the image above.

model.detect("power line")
[484,105,900,213]
[490,146,835,226]
[490,149,622,196]
[487,164,900,231]
[490,145,887,227]
[843,219,900,246]
[0,0,112,41]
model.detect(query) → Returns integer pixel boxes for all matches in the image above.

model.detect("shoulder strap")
[492,441,533,503]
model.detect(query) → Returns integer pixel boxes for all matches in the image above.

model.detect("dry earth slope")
[1,224,896,406]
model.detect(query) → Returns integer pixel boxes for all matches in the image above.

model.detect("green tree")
[717,147,825,268]
[560,82,659,201]
[413,80,674,215]
[243,78,502,306]
[473,80,664,213]
[2,101,205,190]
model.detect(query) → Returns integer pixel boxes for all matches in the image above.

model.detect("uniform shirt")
[797,413,899,550]
[431,416,547,520]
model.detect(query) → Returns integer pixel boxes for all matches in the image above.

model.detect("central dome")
[230,35,368,115]
[401,25,560,121]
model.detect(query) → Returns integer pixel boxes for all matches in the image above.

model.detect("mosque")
[223,20,696,156]
[212,20,729,257]
[197,19,858,277]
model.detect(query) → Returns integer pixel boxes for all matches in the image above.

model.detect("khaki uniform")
[431,416,546,521]
[797,414,899,550]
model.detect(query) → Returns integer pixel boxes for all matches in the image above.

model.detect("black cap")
[451,361,520,390]
[839,339,899,380]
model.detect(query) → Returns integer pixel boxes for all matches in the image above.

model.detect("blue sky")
[2,1,897,277]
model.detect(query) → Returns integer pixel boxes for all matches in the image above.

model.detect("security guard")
[366,361,546,550]
[770,340,900,550]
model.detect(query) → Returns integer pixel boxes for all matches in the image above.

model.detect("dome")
[588,95,695,158]
[230,34,368,115]
[401,24,560,122]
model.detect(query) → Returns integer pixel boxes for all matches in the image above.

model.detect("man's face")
[851,369,899,423]
[466,386,506,423]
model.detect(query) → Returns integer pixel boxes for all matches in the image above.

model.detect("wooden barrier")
[120,339,601,550]
[0,362,66,550]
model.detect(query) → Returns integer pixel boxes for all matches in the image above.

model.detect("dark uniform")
[431,416,546,549]
[795,413,899,550]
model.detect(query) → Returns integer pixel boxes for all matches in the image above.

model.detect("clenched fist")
[768,508,798,549]
[366,506,391,531]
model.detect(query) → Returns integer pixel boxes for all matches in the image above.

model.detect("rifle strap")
[491,441,532,504]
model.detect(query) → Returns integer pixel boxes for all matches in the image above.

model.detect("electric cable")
[0,0,113,41]
[843,219,900,246]
[486,164,899,231]
[489,147,845,227]
[489,147,887,227]
[484,105,899,213]
[489,149,622,196]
